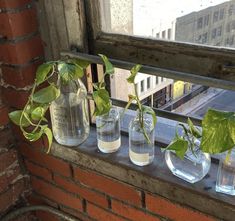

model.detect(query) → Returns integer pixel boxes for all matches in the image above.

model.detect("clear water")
[216,151,235,195]
[50,81,90,146]
[129,116,155,166]
[165,147,211,183]
[96,107,121,153]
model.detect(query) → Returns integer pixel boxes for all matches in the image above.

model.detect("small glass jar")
[165,139,211,183]
[129,111,155,166]
[96,107,121,153]
[216,149,235,195]
[50,78,90,146]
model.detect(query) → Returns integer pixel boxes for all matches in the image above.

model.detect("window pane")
[100,0,235,48]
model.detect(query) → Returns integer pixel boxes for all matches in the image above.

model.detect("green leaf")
[32,84,60,104]
[201,109,235,154]
[58,62,84,82]
[31,107,45,121]
[36,63,53,85]
[187,118,201,138]
[9,110,31,127]
[93,89,111,116]
[166,138,188,159]
[23,130,43,142]
[44,127,53,153]
[143,106,157,127]
[99,54,114,75]
[127,64,142,83]
[69,59,90,69]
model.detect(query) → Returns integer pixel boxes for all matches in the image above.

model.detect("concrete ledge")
[51,127,235,221]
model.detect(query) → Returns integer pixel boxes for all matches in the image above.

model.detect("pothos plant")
[92,54,114,116]
[201,109,235,160]
[9,59,90,153]
[165,118,202,159]
[124,64,157,143]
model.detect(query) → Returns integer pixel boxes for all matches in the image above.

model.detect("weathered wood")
[51,128,235,221]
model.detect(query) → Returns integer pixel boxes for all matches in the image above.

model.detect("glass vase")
[129,112,155,166]
[50,78,90,146]
[96,107,121,153]
[216,149,235,195]
[165,139,211,183]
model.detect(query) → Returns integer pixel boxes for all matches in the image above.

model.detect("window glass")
[100,0,235,48]
[147,77,151,89]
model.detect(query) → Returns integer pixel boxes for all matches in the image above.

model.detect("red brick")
[0,165,21,192]
[74,166,141,206]
[0,179,26,213]
[0,8,38,39]
[0,35,44,64]
[146,194,217,221]
[112,200,160,221]
[87,203,126,221]
[0,149,18,173]
[25,160,52,181]
[0,105,9,126]
[1,61,42,87]
[19,143,71,177]
[0,0,31,8]
[0,128,15,149]
[31,177,83,212]
[54,174,108,208]
[2,87,30,109]
[35,211,60,221]
[27,193,58,208]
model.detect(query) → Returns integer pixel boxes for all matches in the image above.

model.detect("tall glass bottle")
[96,106,121,153]
[129,111,155,166]
[50,78,90,146]
[216,149,235,195]
[165,139,211,183]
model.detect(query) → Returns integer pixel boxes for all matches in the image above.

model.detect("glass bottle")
[96,106,121,153]
[165,139,211,183]
[129,111,155,166]
[50,78,90,146]
[216,149,235,195]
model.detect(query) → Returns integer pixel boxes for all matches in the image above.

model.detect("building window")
[140,80,144,92]
[197,35,202,43]
[204,14,210,26]
[229,5,233,16]
[167,28,171,40]
[213,11,219,23]
[226,23,230,33]
[156,77,158,84]
[219,8,224,20]
[197,17,203,29]
[147,77,151,89]
[202,33,208,44]
[162,30,166,39]
[161,77,164,82]
[211,28,217,39]
[217,26,222,37]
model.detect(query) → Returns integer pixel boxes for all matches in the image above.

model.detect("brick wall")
[0,1,227,221]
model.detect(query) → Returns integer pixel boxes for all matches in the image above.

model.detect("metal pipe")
[1,205,81,221]
[87,93,202,126]
[61,51,235,91]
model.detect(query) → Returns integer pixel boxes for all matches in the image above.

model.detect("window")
[213,11,219,23]
[202,32,208,44]
[197,17,203,29]
[211,28,217,39]
[228,4,233,16]
[140,80,144,92]
[219,8,224,20]
[147,77,151,89]
[204,14,209,26]
[156,77,158,84]
[162,30,166,39]
[167,28,171,40]
[226,23,230,33]
[217,26,222,37]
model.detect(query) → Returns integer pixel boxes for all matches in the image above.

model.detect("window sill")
[50,127,234,221]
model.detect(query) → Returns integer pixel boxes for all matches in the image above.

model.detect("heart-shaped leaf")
[69,59,90,69]
[31,107,45,121]
[44,127,53,153]
[36,63,53,85]
[32,84,60,104]
[166,138,188,159]
[201,109,235,154]
[9,110,31,127]
[127,64,142,83]
[93,89,111,116]
[99,54,114,75]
